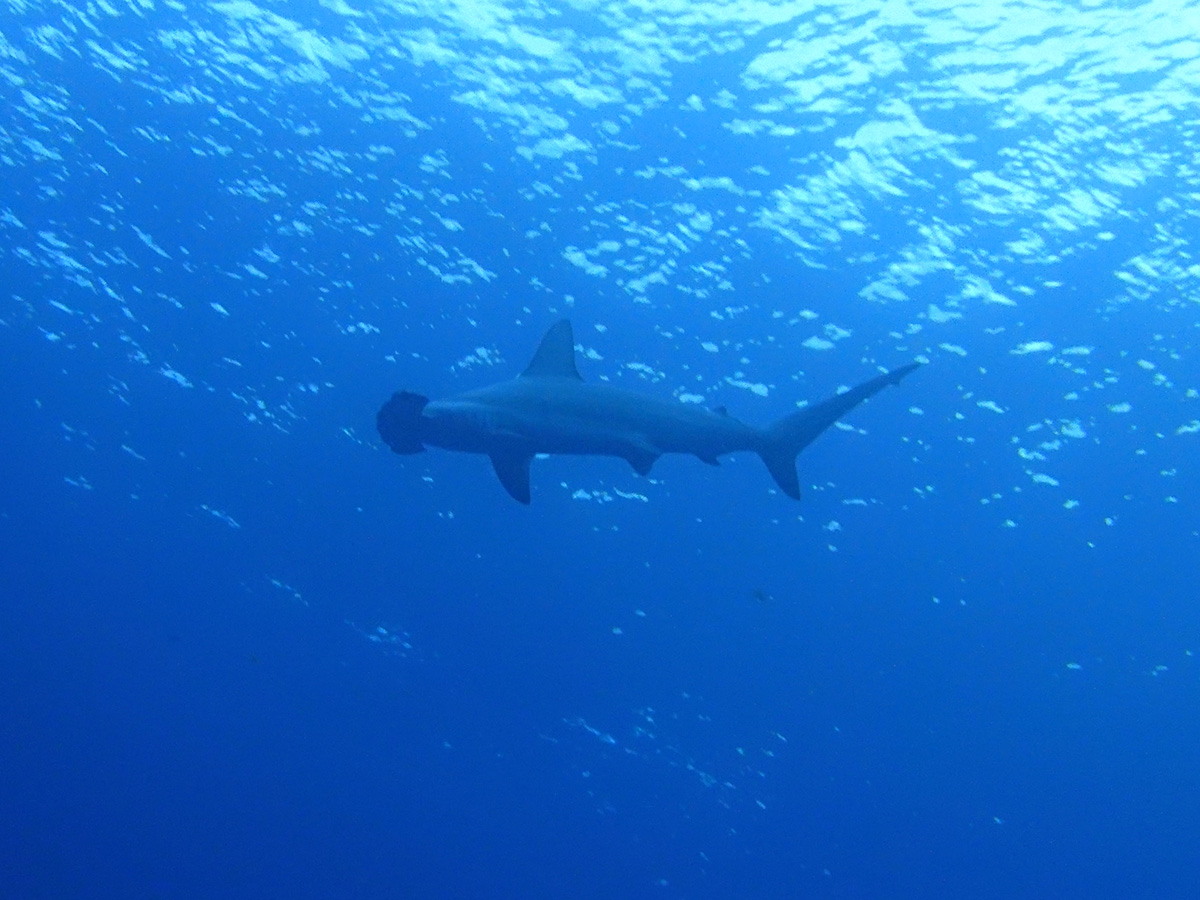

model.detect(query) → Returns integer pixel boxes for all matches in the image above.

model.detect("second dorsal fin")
[520,320,582,380]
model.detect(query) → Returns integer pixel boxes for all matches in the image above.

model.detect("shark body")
[377,320,919,504]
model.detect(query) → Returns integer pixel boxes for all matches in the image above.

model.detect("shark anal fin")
[521,320,583,381]
[490,452,533,504]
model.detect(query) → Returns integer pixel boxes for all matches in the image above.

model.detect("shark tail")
[758,363,920,500]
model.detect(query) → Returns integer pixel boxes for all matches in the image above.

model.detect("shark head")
[377,390,430,454]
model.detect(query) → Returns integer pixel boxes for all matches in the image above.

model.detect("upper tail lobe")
[759,363,920,499]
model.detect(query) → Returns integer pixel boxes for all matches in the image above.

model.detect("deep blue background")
[4,1,1200,898]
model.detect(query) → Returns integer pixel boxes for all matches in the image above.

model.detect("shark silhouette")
[377,320,919,504]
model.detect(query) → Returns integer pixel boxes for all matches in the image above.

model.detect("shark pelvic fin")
[490,451,533,504]
[520,320,582,381]
[625,445,659,476]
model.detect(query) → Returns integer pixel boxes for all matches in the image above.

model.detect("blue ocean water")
[3,1,1199,897]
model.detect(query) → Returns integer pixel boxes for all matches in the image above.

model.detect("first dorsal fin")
[520,320,582,380]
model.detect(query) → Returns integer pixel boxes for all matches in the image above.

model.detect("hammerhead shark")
[377,320,918,504]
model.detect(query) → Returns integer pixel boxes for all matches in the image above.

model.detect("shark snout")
[377,391,429,454]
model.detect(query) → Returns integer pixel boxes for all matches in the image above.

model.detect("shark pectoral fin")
[489,452,533,504]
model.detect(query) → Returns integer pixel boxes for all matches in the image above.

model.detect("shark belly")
[511,387,760,470]
[425,383,758,473]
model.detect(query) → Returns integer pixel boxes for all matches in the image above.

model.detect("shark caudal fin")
[759,363,920,500]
